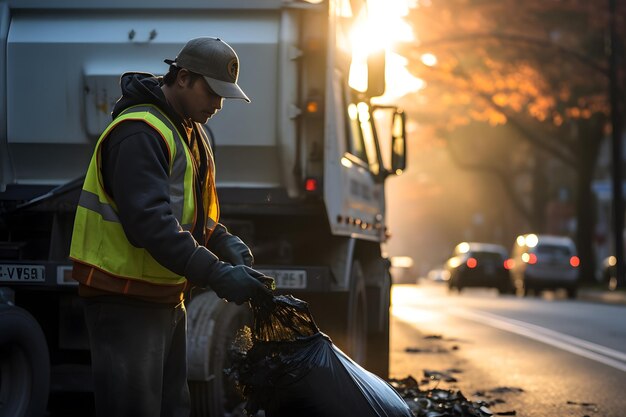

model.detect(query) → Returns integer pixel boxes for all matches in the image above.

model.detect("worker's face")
[176,69,224,124]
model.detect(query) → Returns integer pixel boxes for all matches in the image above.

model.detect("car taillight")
[466,257,477,268]
[504,258,515,270]
[570,256,580,267]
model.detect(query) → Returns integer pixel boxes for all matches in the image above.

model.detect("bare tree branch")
[444,135,534,222]
[401,32,608,75]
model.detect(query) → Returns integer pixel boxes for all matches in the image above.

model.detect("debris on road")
[390,376,496,417]
[405,346,451,354]
[405,335,462,354]
[423,334,470,345]
[566,400,599,413]
[390,376,522,417]
[470,387,524,416]
[484,387,524,394]
[472,386,524,408]
[423,368,463,383]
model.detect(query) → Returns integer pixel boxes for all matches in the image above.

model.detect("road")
[389,282,626,417]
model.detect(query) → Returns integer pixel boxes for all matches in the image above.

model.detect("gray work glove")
[208,265,273,305]
[209,224,254,267]
[185,247,273,305]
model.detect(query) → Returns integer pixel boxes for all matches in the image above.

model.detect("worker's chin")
[192,115,209,124]
[195,112,216,124]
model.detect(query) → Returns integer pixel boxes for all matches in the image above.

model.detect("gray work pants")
[83,296,190,417]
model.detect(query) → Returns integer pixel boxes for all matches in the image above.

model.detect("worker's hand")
[209,225,254,266]
[208,265,273,305]
[220,235,254,267]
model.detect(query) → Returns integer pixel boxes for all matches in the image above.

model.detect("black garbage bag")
[229,295,413,417]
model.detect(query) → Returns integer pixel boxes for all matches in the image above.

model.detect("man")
[69,37,273,417]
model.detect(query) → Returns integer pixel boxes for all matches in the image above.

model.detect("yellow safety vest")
[70,104,219,285]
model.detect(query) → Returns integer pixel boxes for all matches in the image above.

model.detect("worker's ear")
[176,68,192,89]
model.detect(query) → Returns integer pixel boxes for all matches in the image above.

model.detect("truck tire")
[347,261,368,365]
[366,269,390,378]
[188,294,251,417]
[0,304,50,417]
[305,261,368,366]
[566,285,578,299]
[497,282,515,295]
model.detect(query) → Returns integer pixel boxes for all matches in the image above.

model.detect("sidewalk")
[578,287,626,305]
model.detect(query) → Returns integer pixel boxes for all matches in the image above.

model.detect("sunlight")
[392,305,443,325]
[347,0,424,99]
[420,52,438,67]
[391,284,445,323]
[375,52,426,103]
[350,0,414,54]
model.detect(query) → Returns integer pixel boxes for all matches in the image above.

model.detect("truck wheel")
[188,297,251,417]
[0,304,50,417]
[497,283,515,295]
[306,261,368,366]
[366,269,390,378]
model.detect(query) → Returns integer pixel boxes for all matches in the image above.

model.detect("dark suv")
[445,242,513,294]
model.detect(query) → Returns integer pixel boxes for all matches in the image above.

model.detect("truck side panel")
[7,10,284,188]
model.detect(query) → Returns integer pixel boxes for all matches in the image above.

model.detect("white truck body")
[0,1,406,415]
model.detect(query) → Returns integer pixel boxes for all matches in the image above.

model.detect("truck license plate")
[0,264,45,283]
[258,269,307,289]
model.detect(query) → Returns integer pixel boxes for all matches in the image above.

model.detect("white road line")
[447,307,626,373]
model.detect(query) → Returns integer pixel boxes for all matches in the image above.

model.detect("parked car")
[445,242,513,294]
[510,234,579,298]
[390,256,416,284]
[426,268,450,283]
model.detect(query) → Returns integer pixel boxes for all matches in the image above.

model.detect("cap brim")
[204,76,250,103]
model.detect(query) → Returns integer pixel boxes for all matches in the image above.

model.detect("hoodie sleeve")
[101,121,213,279]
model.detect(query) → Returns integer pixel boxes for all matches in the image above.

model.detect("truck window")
[536,244,572,257]
[347,103,368,163]
[357,102,380,176]
[346,102,380,176]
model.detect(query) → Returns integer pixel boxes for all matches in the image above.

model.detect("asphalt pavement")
[390,282,626,417]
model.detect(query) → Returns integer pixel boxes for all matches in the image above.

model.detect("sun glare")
[347,0,423,99]
[420,53,438,67]
[351,0,414,52]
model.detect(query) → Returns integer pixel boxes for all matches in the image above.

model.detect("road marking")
[448,307,626,373]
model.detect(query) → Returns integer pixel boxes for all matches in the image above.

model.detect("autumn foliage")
[391,0,626,280]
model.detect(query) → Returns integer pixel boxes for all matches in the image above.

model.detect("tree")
[394,0,625,282]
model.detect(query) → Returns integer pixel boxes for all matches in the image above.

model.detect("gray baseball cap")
[164,37,250,102]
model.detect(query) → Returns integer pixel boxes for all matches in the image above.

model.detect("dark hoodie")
[94,72,232,292]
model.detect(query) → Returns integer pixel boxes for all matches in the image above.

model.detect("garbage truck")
[0,0,407,415]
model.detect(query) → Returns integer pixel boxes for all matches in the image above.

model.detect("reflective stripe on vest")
[197,124,220,240]
[70,104,219,285]
[77,189,195,231]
